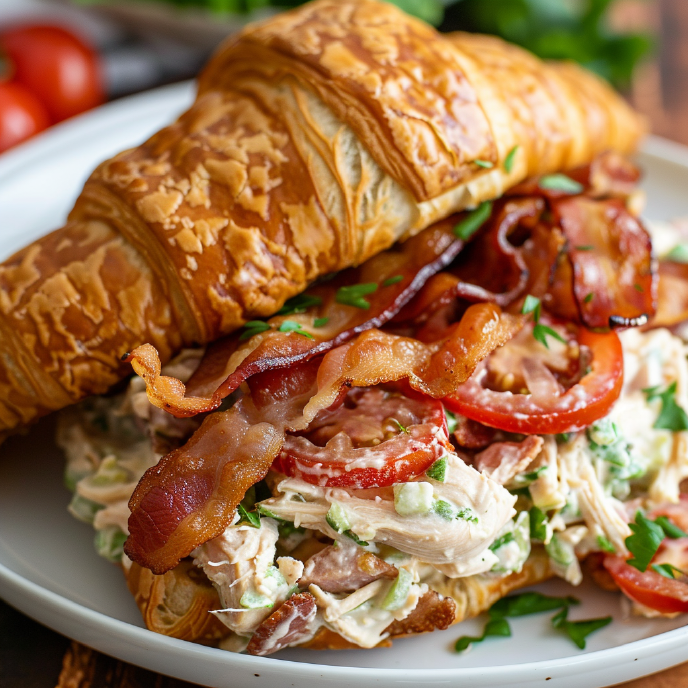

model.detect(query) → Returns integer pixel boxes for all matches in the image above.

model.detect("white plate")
[2,82,688,688]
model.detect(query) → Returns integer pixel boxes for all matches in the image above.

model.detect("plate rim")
[2,80,688,685]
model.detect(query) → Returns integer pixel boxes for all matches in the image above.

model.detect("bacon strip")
[125,218,464,418]
[474,436,544,485]
[649,261,688,329]
[385,591,457,636]
[553,197,656,329]
[125,304,523,573]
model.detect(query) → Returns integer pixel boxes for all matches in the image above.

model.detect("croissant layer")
[0,0,644,436]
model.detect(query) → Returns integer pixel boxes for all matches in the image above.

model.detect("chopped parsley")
[237,504,261,528]
[426,457,447,482]
[634,283,644,292]
[625,511,665,572]
[654,515,687,539]
[551,607,611,649]
[489,531,515,552]
[455,617,511,652]
[652,563,685,579]
[584,292,594,304]
[539,173,584,195]
[490,592,578,619]
[454,201,493,241]
[504,145,519,173]
[474,159,494,169]
[576,245,595,251]
[597,535,616,554]
[382,275,404,287]
[278,320,314,339]
[240,320,271,340]
[336,283,378,309]
[643,382,688,432]
[277,294,323,315]
[313,317,329,328]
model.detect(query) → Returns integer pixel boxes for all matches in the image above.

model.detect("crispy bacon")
[474,436,544,485]
[451,415,496,449]
[125,218,464,418]
[385,591,457,636]
[649,261,688,329]
[245,592,317,656]
[553,197,656,329]
[299,543,398,593]
[125,304,522,573]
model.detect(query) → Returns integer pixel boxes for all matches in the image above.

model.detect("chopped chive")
[634,283,644,292]
[475,159,494,169]
[336,283,378,309]
[313,317,329,328]
[504,145,519,173]
[654,515,687,539]
[278,320,314,339]
[652,563,684,579]
[539,174,584,195]
[382,275,404,287]
[576,245,595,251]
[521,294,542,321]
[391,418,409,434]
[584,293,594,304]
[597,535,616,554]
[277,294,323,316]
[533,323,566,349]
[489,531,515,552]
[454,201,493,241]
[240,321,271,340]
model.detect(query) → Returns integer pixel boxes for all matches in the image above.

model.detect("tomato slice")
[603,555,688,614]
[443,320,623,435]
[272,386,449,489]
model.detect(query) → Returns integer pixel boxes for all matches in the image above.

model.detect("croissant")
[0,0,644,438]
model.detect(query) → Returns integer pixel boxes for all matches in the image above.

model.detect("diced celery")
[94,527,127,563]
[587,418,617,447]
[68,494,104,524]
[379,568,413,611]
[240,591,274,609]
[546,533,575,566]
[90,456,129,486]
[393,482,434,516]
[326,501,352,533]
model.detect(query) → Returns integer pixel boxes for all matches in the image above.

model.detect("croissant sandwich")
[10,0,688,660]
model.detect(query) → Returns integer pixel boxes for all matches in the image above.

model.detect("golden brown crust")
[0,0,645,436]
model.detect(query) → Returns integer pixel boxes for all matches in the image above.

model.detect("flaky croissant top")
[0,0,644,436]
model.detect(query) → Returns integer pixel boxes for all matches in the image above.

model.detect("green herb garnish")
[240,320,271,340]
[278,320,314,339]
[666,244,688,264]
[382,275,404,287]
[336,283,378,309]
[426,457,447,482]
[551,607,611,649]
[504,145,519,173]
[237,504,261,528]
[634,283,644,292]
[391,418,409,434]
[489,531,515,552]
[277,293,323,316]
[521,294,542,320]
[626,510,665,572]
[474,159,494,169]
[454,201,493,241]
[597,535,616,554]
[455,617,511,652]
[529,506,548,542]
[643,382,688,432]
[652,563,685,579]
[654,515,687,539]
[584,293,594,304]
[313,317,329,328]
[539,174,584,195]
[533,323,567,349]
[489,592,578,619]
[576,245,595,251]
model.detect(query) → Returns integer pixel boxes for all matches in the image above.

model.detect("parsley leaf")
[455,617,511,652]
[551,607,611,650]
[278,320,314,339]
[626,510,665,572]
[454,201,493,241]
[643,382,688,432]
[313,317,329,328]
[237,504,261,528]
[539,174,584,195]
[240,320,271,340]
[277,294,323,316]
[504,145,519,173]
[533,323,567,349]
[489,591,578,619]
[597,535,616,554]
[654,515,687,539]
[336,283,378,309]
[426,457,447,482]
[475,159,494,169]
[382,275,404,287]
[652,563,685,579]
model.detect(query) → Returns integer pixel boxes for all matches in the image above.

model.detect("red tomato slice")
[0,81,49,153]
[272,386,449,489]
[444,321,623,435]
[1,25,104,123]
[603,555,688,614]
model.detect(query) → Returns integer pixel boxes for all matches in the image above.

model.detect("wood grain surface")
[2,1,688,687]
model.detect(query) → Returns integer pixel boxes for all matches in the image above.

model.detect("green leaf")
[277,294,323,315]
[626,510,664,572]
[533,323,566,349]
[504,145,519,173]
[278,320,314,339]
[539,174,584,195]
[382,275,404,287]
[240,321,271,340]
[313,317,329,328]
[237,504,261,528]
[426,457,447,482]
[576,245,595,251]
[652,563,684,579]
[385,0,444,26]
[391,418,409,434]
[454,201,493,241]
[551,607,611,649]
[521,294,542,321]
[336,283,378,309]
[455,617,511,652]
[444,408,458,434]
[643,382,688,432]
[343,529,369,547]
[529,506,548,542]
[489,531,515,552]
[474,159,494,169]
[597,535,616,554]
[654,515,687,539]
[489,591,578,619]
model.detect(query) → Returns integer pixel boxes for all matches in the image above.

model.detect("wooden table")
[3,1,688,687]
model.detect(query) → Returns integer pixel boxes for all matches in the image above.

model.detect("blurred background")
[0,0,685,154]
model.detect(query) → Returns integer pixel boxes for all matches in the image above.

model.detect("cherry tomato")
[1,25,104,123]
[603,555,688,614]
[273,386,449,489]
[444,319,623,435]
[0,81,49,153]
